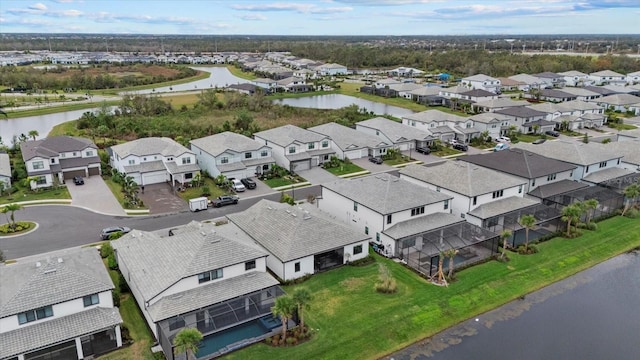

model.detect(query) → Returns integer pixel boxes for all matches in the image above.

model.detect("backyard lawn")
[225,215,640,360]
[323,162,365,176]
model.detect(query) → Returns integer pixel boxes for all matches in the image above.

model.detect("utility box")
[189,197,209,212]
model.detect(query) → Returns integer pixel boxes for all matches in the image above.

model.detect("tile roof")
[0,307,122,359]
[533,71,564,79]
[0,153,11,178]
[383,212,464,239]
[559,70,588,77]
[0,248,114,317]
[409,86,443,96]
[254,125,328,147]
[309,122,390,151]
[468,196,540,220]
[190,132,269,157]
[509,73,545,85]
[20,136,97,161]
[460,148,576,179]
[147,272,279,322]
[590,70,625,77]
[472,98,530,109]
[123,160,166,173]
[227,200,370,262]
[400,161,526,197]
[495,106,548,118]
[463,74,499,82]
[111,221,267,301]
[595,93,640,106]
[402,109,469,124]
[110,137,193,158]
[356,117,433,142]
[468,113,510,124]
[582,167,635,184]
[596,140,640,165]
[528,179,589,199]
[322,172,451,214]
[513,140,621,166]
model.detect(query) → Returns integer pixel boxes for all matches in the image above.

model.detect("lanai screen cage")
[483,203,563,248]
[597,173,640,193]
[397,222,499,277]
[544,185,624,221]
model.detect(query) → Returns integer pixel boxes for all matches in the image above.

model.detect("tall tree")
[443,248,459,279]
[271,295,295,341]
[583,199,599,226]
[561,204,582,237]
[173,327,203,360]
[519,214,536,252]
[2,203,22,230]
[622,183,640,216]
[28,130,39,141]
[291,288,312,330]
[500,229,513,260]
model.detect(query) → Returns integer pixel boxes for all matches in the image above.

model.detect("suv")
[231,179,246,192]
[100,226,131,240]
[241,178,257,190]
[545,130,560,137]
[416,147,431,155]
[211,195,239,208]
[496,136,511,143]
[369,156,383,164]
[453,143,468,151]
[73,176,84,185]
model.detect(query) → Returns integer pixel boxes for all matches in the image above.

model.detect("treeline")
[0,64,196,91]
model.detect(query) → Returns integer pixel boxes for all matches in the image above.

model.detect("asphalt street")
[0,185,322,260]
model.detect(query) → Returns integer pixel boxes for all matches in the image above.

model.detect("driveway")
[351,157,395,173]
[235,177,277,200]
[296,167,339,185]
[137,183,189,214]
[67,176,126,216]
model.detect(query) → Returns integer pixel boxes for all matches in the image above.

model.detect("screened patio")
[482,203,563,248]
[544,185,624,221]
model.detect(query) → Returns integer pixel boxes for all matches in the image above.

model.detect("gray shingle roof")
[0,307,122,359]
[596,93,640,106]
[468,196,540,220]
[227,200,370,262]
[0,248,114,317]
[583,86,617,96]
[383,212,464,239]
[403,110,469,124]
[472,98,530,109]
[20,136,97,161]
[460,148,576,179]
[322,172,451,214]
[147,272,278,322]
[461,89,495,97]
[513,141,621,166]
[528,179,589,199]
[495,107,548,118]
[309,122,390,151]
[594,140,640,166]
[123,160,166,173]
[590,70,625,77]
[254,125,328,147]
[468,112,510,124]
[0,153,11,178]
[582,167,635,184]
[110,137,193,159]
[111,222,267,301]
[356,117,433,142]
[400,162,526,197]
[190,132,268,156]
[559,87,601,98]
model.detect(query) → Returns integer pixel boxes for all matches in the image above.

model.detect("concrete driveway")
[351,157,395,173]
[296,167,338,185]
[66,176,126,216]
[137,183,189,214]
[235,177,277,199]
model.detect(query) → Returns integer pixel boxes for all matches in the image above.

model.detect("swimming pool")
[195,316,274,358]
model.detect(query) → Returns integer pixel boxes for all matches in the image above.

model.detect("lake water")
[385,252,640,360]
[123,66,250,95]
[0,108,101,144]
[273,94,414,118]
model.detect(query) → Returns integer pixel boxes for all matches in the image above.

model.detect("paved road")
[0,186,321,260]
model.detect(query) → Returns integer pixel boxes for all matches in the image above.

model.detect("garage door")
[141,171,167,185]
[293,160,310,171]
[345,150,362,160]
[63,169,85,180]
[88,167,101,176]
[223,170,246,181]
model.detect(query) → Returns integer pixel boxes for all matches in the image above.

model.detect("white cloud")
[29,3,47,11]
[232,2,352,14]
[239,14,268,21]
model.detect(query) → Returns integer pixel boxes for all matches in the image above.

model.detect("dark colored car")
[73,176,84,185]
[453,143,468,151]
[369,156,384,164]
[545,130,560,137]
[241,178,257,189]
[211,195,239,208]
[416,147,431,155]
[532,138,547,144]
[100,226,131,240]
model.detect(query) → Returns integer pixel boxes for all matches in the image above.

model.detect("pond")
[273,94,414,118]
[0,108,101,143]
[123,66,250,95]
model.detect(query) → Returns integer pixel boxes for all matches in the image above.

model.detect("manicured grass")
[0,186,71,205]
[103,177,145,210]
[323,162,365,176]
[225,216,640,360]
[107,70,211,94]
[512,134,545,143]
[224,65,257,80]
[3,101,120,119]
[431,147,463,157]
[262,175,307,188]
[177,178,226,201]
[338,82,428,112]
[607,123,638,131]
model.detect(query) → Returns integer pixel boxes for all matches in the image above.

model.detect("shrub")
[200,186,211,196]
[120,324,132,343]
[624,208,638,219]
[280,192,295,206]
[286,337,297,346]
[112,287,121,307]
[119,273,129,292]
[107,253,118,270]
[602,138,612,144]
[349,255,375,267]
[375,264,397,294]
[100,242,114,258]
[517,244,539,255]
[264,337,272,345]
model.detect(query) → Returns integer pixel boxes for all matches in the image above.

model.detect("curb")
[392,161,423,168]
[338,170,370,178]
[0,199,72,209]
[272,182,312,191]
[0,222,40,239]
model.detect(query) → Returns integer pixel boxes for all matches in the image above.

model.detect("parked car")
[494,143,510,152]
[100,226,131,240]
[545,130,560,137]
[241,178,257,189]
[496,136,511,143]
[532,138,547,144]
[416,147,431,155]
[231,178,246,192]
[73,176,84,185]
[211,195,239,208]
[369,156,384,164]
[453,143,468,151]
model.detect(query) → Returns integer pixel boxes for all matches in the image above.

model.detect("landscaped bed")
[0,186,71,205]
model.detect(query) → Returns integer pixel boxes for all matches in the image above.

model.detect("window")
[35,176,47,185]
[411,206,425,216]
[261,150,268,157]
[444,200,449,210]
[322,140,329,148]
[353,202,358,211]
[50,159,56,164]
[519,185,523,194]
[182,157,192,165]
[617,159,620,165]
[245,152,252,159]
[376,233,380,242]
[167,157,173,161]
[60,153,66,158]
[376,130,379,135]
[365,226,369,235]
[197,268,223,283]
[492,190,504,199]
[461,213,466,218]
[18,306,53,325]
[473,196,477,206]
[143,157,147,161]
[354,245,363,255]
[586,166,589,173]
[532,179,536,187]
[289,146,296,154]
[386,214,392,224]
[32,161,44,170]
[547,174,556,181]
[83,294,100,307]
[308,143,315,150]
[168,316,185,331]
[245,260,256,270]
[411,121,416,127]
[185,173,193,179]
[436,187,441,192]
[128,159,135,165]
[72,152,77,157]
[599,161,607,168]
[294,262,301,272]
[220,157,228,164]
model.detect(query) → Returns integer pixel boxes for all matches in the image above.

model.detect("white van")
[231,178,246,192]
[494,143,510,152]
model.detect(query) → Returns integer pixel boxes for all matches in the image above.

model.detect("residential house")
[593,94,640,114]
[408,86,444,106]
[402,110,478,143]
[460,74,501,93]
[227,200,370,281]
[254,125,335,172]
[558,87,602,101]
[355,117,435,151]
[0,248,123,360]
[459,89,499,102]
[497,77,528,92]
[112,221,284,360]
[292,68,316,80]
[595,140,640,172]
[616,125,640,142]
[524,88,576,102]
[387,67,424,77]
[227,83,260,95]
[603,85,638,95]
[559,70,593,87]
[531,72,566,88]
[374,78,403,89]
[468,113,510,140]
[251,78,277,91]
[582,85,618,97]
[471,98,530,113]
[589,70,627,86]
[627,71,640,85]
[389,83,423,99]
[309,122,391,160]
[190,132,275,180]
[0,152,11,190]
[509,73,547,90]
[494,107,550,134]
[20,136,101,190]
[275,76,310,93]
[110,137,199,187]
[318,173,453,257]
[314,63,348,76]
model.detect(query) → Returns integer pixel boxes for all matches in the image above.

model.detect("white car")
[496,136,511,143]
[231,179,246,192]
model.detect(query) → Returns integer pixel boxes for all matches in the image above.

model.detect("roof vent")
[200,231,207,236]
[57,258,64,263]
[44,268,57,274]
[303,211,311,220]
[291,213,297,217]
[285,209,291,214]
[210,238,220,244]
[267,206,273,210]
[35,262,41,268]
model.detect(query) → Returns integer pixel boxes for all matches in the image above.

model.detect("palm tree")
[500,230,513,260]
[271,295,295,341]
[173,327,203,360]
[2,203,21,230]
[20,176,37,190]
[443,248,459,279]
[28,130,39,141]
[622,183,640,216]
[291,288,312,330]
[583,199,599,226]
[519,214,536,252]
[561,204,582,237]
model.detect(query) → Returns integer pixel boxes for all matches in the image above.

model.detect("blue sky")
[1,0,639,35]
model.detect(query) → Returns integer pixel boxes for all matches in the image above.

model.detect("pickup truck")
[210,195,239,208]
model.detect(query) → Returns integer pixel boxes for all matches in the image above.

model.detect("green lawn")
[225,216,640,360]
[338,82,428,112]
[431,147,463,157]
[324,162,365,176]
[177,178,226,201]
[3,101,120,119]
[263,175,307,188]
[225,65,257,80]
[384,156,417,166]
[607,123,638,131]
[103,177,146,210]
[0,186,71,206]
[512,133,545,143]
